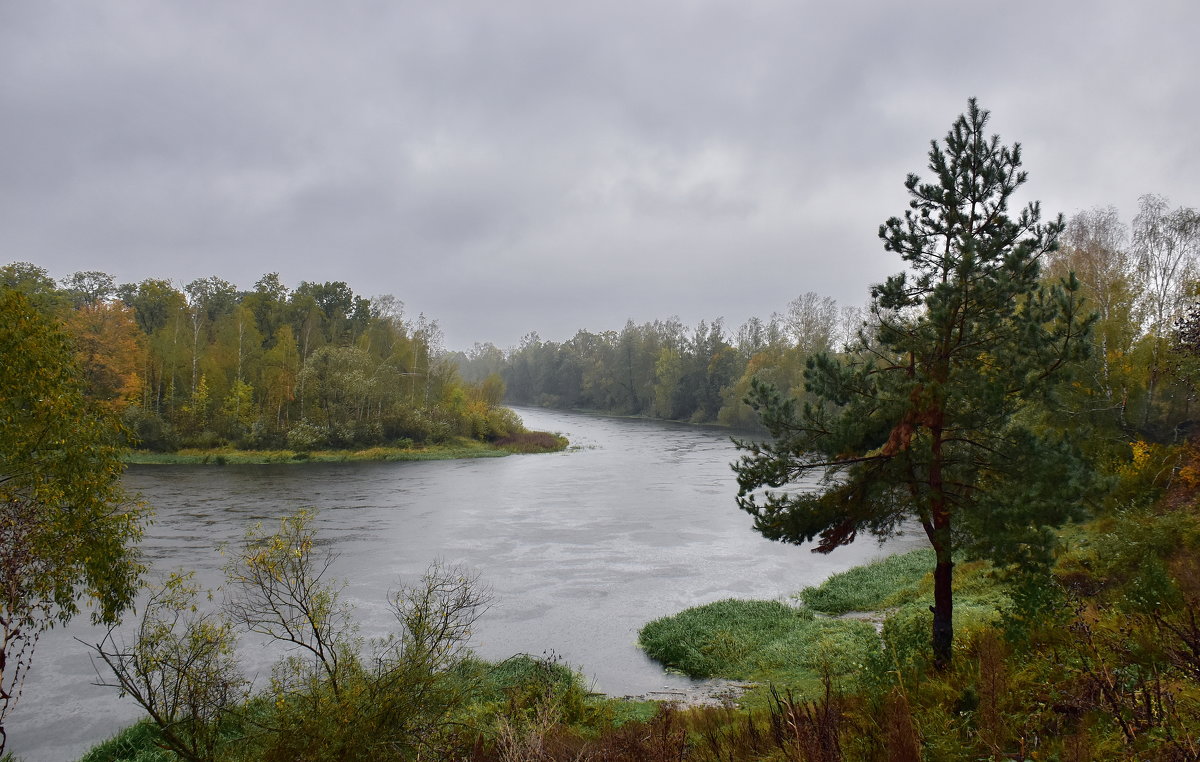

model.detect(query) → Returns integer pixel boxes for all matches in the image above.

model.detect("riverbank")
[124,431,569,464]
[13,407,921,761]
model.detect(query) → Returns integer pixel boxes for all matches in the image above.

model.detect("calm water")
[14,408,921,761]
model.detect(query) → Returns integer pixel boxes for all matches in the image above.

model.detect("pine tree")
[733,99,1094,669]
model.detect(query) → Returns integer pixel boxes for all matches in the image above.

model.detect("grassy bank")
[78,504,1200,760]
[637,548,1007,698]
[124,431,569,464]
[80,443,1200,759]
[629,466,1200,760]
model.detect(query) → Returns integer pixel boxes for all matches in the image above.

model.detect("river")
[11,407,922,761]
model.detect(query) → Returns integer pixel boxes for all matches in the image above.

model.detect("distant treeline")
[5,195,1196,449]
[452,196,1200,442]
[451,293,859,429]
[1,266,521,451]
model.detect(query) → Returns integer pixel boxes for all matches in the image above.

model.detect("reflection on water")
[15,408,922,761]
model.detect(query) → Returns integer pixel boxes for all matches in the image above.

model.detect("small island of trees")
[0,266,565,461]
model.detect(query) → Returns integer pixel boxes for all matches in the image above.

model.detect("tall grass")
[493,431,569,454]
[125,432,568,464]
[797,549,936,615]
[124,439,513,465]
[638,599,878,686]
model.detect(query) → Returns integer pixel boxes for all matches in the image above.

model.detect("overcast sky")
[2,1,1196,350]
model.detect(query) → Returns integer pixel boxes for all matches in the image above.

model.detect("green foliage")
[0,289,146,755]
[83,489,1200,761]
[875,601,1002,676]
[91,573,246,762]
[1000,570,1071,646]
[5,266,549,457]
[76,720,173,762]
[1122,555,1183,614]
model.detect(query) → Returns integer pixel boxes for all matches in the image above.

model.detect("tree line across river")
[454,192,1200,446]
[0,266,524,453]
[5,187,1198,458]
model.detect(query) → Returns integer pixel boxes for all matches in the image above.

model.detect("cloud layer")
[2,0,1196,348]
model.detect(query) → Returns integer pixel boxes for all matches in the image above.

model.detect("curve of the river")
[14,407,922,761]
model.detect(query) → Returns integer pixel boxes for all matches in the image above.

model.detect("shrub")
[121,405,180,452]
[90,512,493,762]
[285,420,326,451]
[76,720,173,762]
[494,431,568,453]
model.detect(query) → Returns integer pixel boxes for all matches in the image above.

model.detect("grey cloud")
[1,0,1197,349]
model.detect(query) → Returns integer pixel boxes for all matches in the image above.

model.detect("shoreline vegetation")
[123,429,569,464]
[73,441,1200,760]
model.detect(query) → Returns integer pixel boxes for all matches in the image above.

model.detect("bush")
[484,406,524,440]
[76,720,172,762]
[89,512,493,762]
[285,420,326,451]
[381,410,436,443]
[494,431,568,453]
[239,420,286,450]
[181,429,227,450]
[121,405,180,452]
[875,601,1002,678]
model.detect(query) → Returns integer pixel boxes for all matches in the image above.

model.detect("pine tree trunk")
[928,399,953,671]
[932,549,954,671]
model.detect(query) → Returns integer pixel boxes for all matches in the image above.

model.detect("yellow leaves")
[1118,439,1189,496]
[976,350,1000,374]
[1179,464,1200,489]
[1131,440,1152,469]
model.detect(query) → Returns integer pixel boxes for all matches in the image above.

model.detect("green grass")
[455,653,584,704]
[124,432,568,465]
[640,550,1013,700]
[796,548,1009,616]
[638,598,879,687]
[454,653,658,731]
[76,720,173,762]
[797,548,937,614]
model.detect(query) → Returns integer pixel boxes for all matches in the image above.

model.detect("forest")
[454,193,1200,447]
[0,265,539,456]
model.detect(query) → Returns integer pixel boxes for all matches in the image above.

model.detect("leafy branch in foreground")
[89,511,492,762]
[0,289,145,756]
[89,573,247,762]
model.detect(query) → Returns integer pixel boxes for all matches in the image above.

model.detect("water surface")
[15,408,921,761]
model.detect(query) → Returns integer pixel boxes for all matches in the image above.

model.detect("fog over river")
[15,407,922,761]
